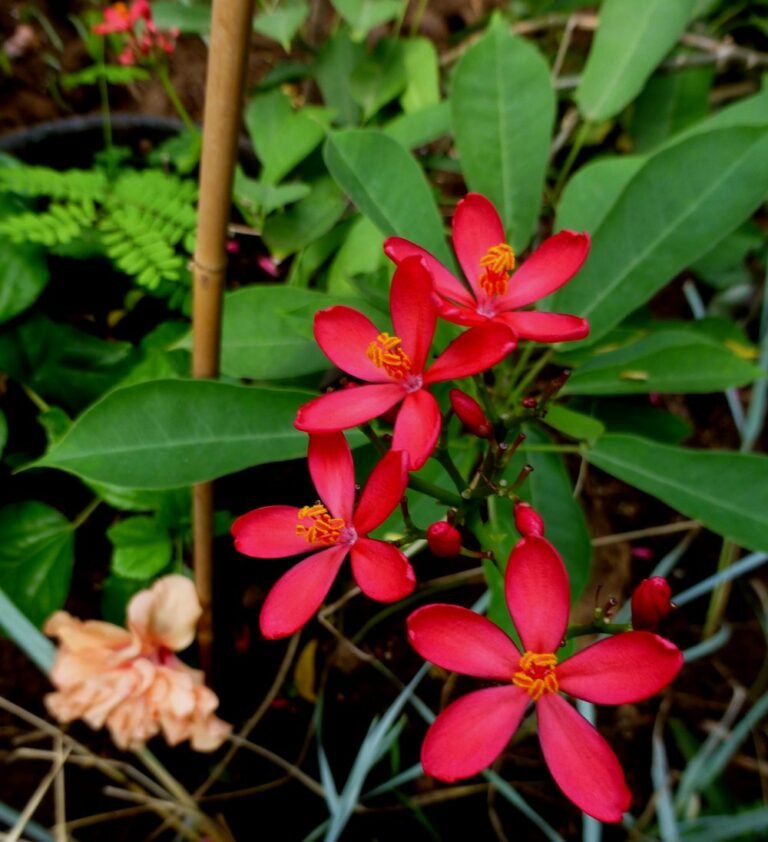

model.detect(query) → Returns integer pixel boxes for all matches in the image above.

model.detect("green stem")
[519,443,581,454]
[97,39,114,168]
[21,384,50,414]
[157,63,198,135]
[407,475,463,508]
[565,621,631,640]
[508,349,553,408]
[702,539,739,637]
[71,498,101,531]
[552,119,591,200]
[434,449,467,495]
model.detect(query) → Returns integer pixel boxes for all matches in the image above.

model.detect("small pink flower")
[45,575,230,752]
[232,432,414,639]
[385,193,590,343]
[631,577,675,631]
[407,515,682,822]
[426,522,462,558]
[449,389,492,438]
[294,256,516,470]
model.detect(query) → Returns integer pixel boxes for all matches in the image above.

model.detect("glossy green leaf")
[32,380,317,488]
[324,129,452,266]
[400,38,439,113]
[564,330,762,395]
[0,502,74,628]
[629,66,713,153]
[576,0,696,122]
[327,215,386,295]
[551,127,768,343]
[543,403,604,443]
[330,0,404,41]
[233,169,310,221]
[556,156,644,234]
[349,39,406,122]
[0,239,49,324]
[253,0,309,50]
[579,399,692,444]
[263,176,347,259]
[451,20,555,252]
[108,516,172,579]
[691,221,765,290]
[209,285,330,379]
[245,90,329,185]
[586,434,768,553]
[152,2,211,34]
[383,101,451,149]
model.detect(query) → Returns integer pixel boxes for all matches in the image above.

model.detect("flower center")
[478,243,515,297]
[296,504,347,545]
[366,332,413,380]
[512,650,559,701]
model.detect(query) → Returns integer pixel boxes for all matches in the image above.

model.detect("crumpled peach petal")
[44,575,230,752]
[127,574,202,652]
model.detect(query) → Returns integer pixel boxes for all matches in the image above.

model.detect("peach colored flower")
[44,575,230,752]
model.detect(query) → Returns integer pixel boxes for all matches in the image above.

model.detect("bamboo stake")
[192,0,254,677]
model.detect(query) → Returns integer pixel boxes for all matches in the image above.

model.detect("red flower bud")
[449,389,492,438]
[514,502,545,537]
[427,522,462,558]
[631,577,674,631]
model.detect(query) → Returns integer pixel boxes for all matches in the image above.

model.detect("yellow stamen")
[512,650,559,701]
[478,243,516,297]
[366,332,412,380]
[296,504,346,545]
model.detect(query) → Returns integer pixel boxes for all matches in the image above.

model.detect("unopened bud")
[631,577,674,631]
[426,522,462,557]
[450,389,492,438]
[522,397,538,409]
[514,501,545,537]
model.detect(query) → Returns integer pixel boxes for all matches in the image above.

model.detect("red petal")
[422,686,529,782]
[452,193,507,292]
[350,537,416,601]
[425,323,517,384]
[392,389,441,470]
[295,384,403,432]
[496,310,590,343]
[537,693,631,822]
[314,306,388,382]
[308,432,355,522]
[504,536,570,653]
[353,449,408,533]
[407,604,520,680]
[231,505,310,558]
[259,545,349,639]
[384,237,476,308]
[390,256,436,373]
[502,231,590,310]
[557,632,683,704]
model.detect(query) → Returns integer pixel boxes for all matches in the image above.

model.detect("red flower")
[385,193,590,343]
[93,0,178,65]
[93,0,150,35]
[295,256,516,470]
[232,432,414,639]
[449,388,492,439]
[407,513,682,821]
[632,577,675,631]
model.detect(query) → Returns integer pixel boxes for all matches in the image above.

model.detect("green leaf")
[383,101,451,149]
[61,64,150,88]
[543,403,604,443]
[0,410,6,459]
[314,28,365,126]
[629,65,713,153]
[324,129,453,266]
[400,38,439,113]
[31,380,318,488]
[550,127,768,343]
[253,0,309,50]
[262,175,347,259]
[0,502,74,628]
[107,516,173,579]
[349,39,406,122]
[152,2,212,33]
[208,285,331,380]
[556,156,644,234]
[245,90,329,185]
[327,215,385,295]
[330,0,404,41]
[233,169,310,220]
[564,330,763,395]
[0,239,49,324]
[580,399,692,444]
[576,0,696,122]
[451,20,555,252]
[586,434,768,553]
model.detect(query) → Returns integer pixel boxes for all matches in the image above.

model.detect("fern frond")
[0,166,107,202]
[99,206,186,290]
[0,200,97,247]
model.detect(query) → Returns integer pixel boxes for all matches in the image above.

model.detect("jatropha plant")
[231,193,683,821]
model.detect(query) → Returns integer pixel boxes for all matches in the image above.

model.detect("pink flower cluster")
[45,576,230,751]
[93,0,178,66]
